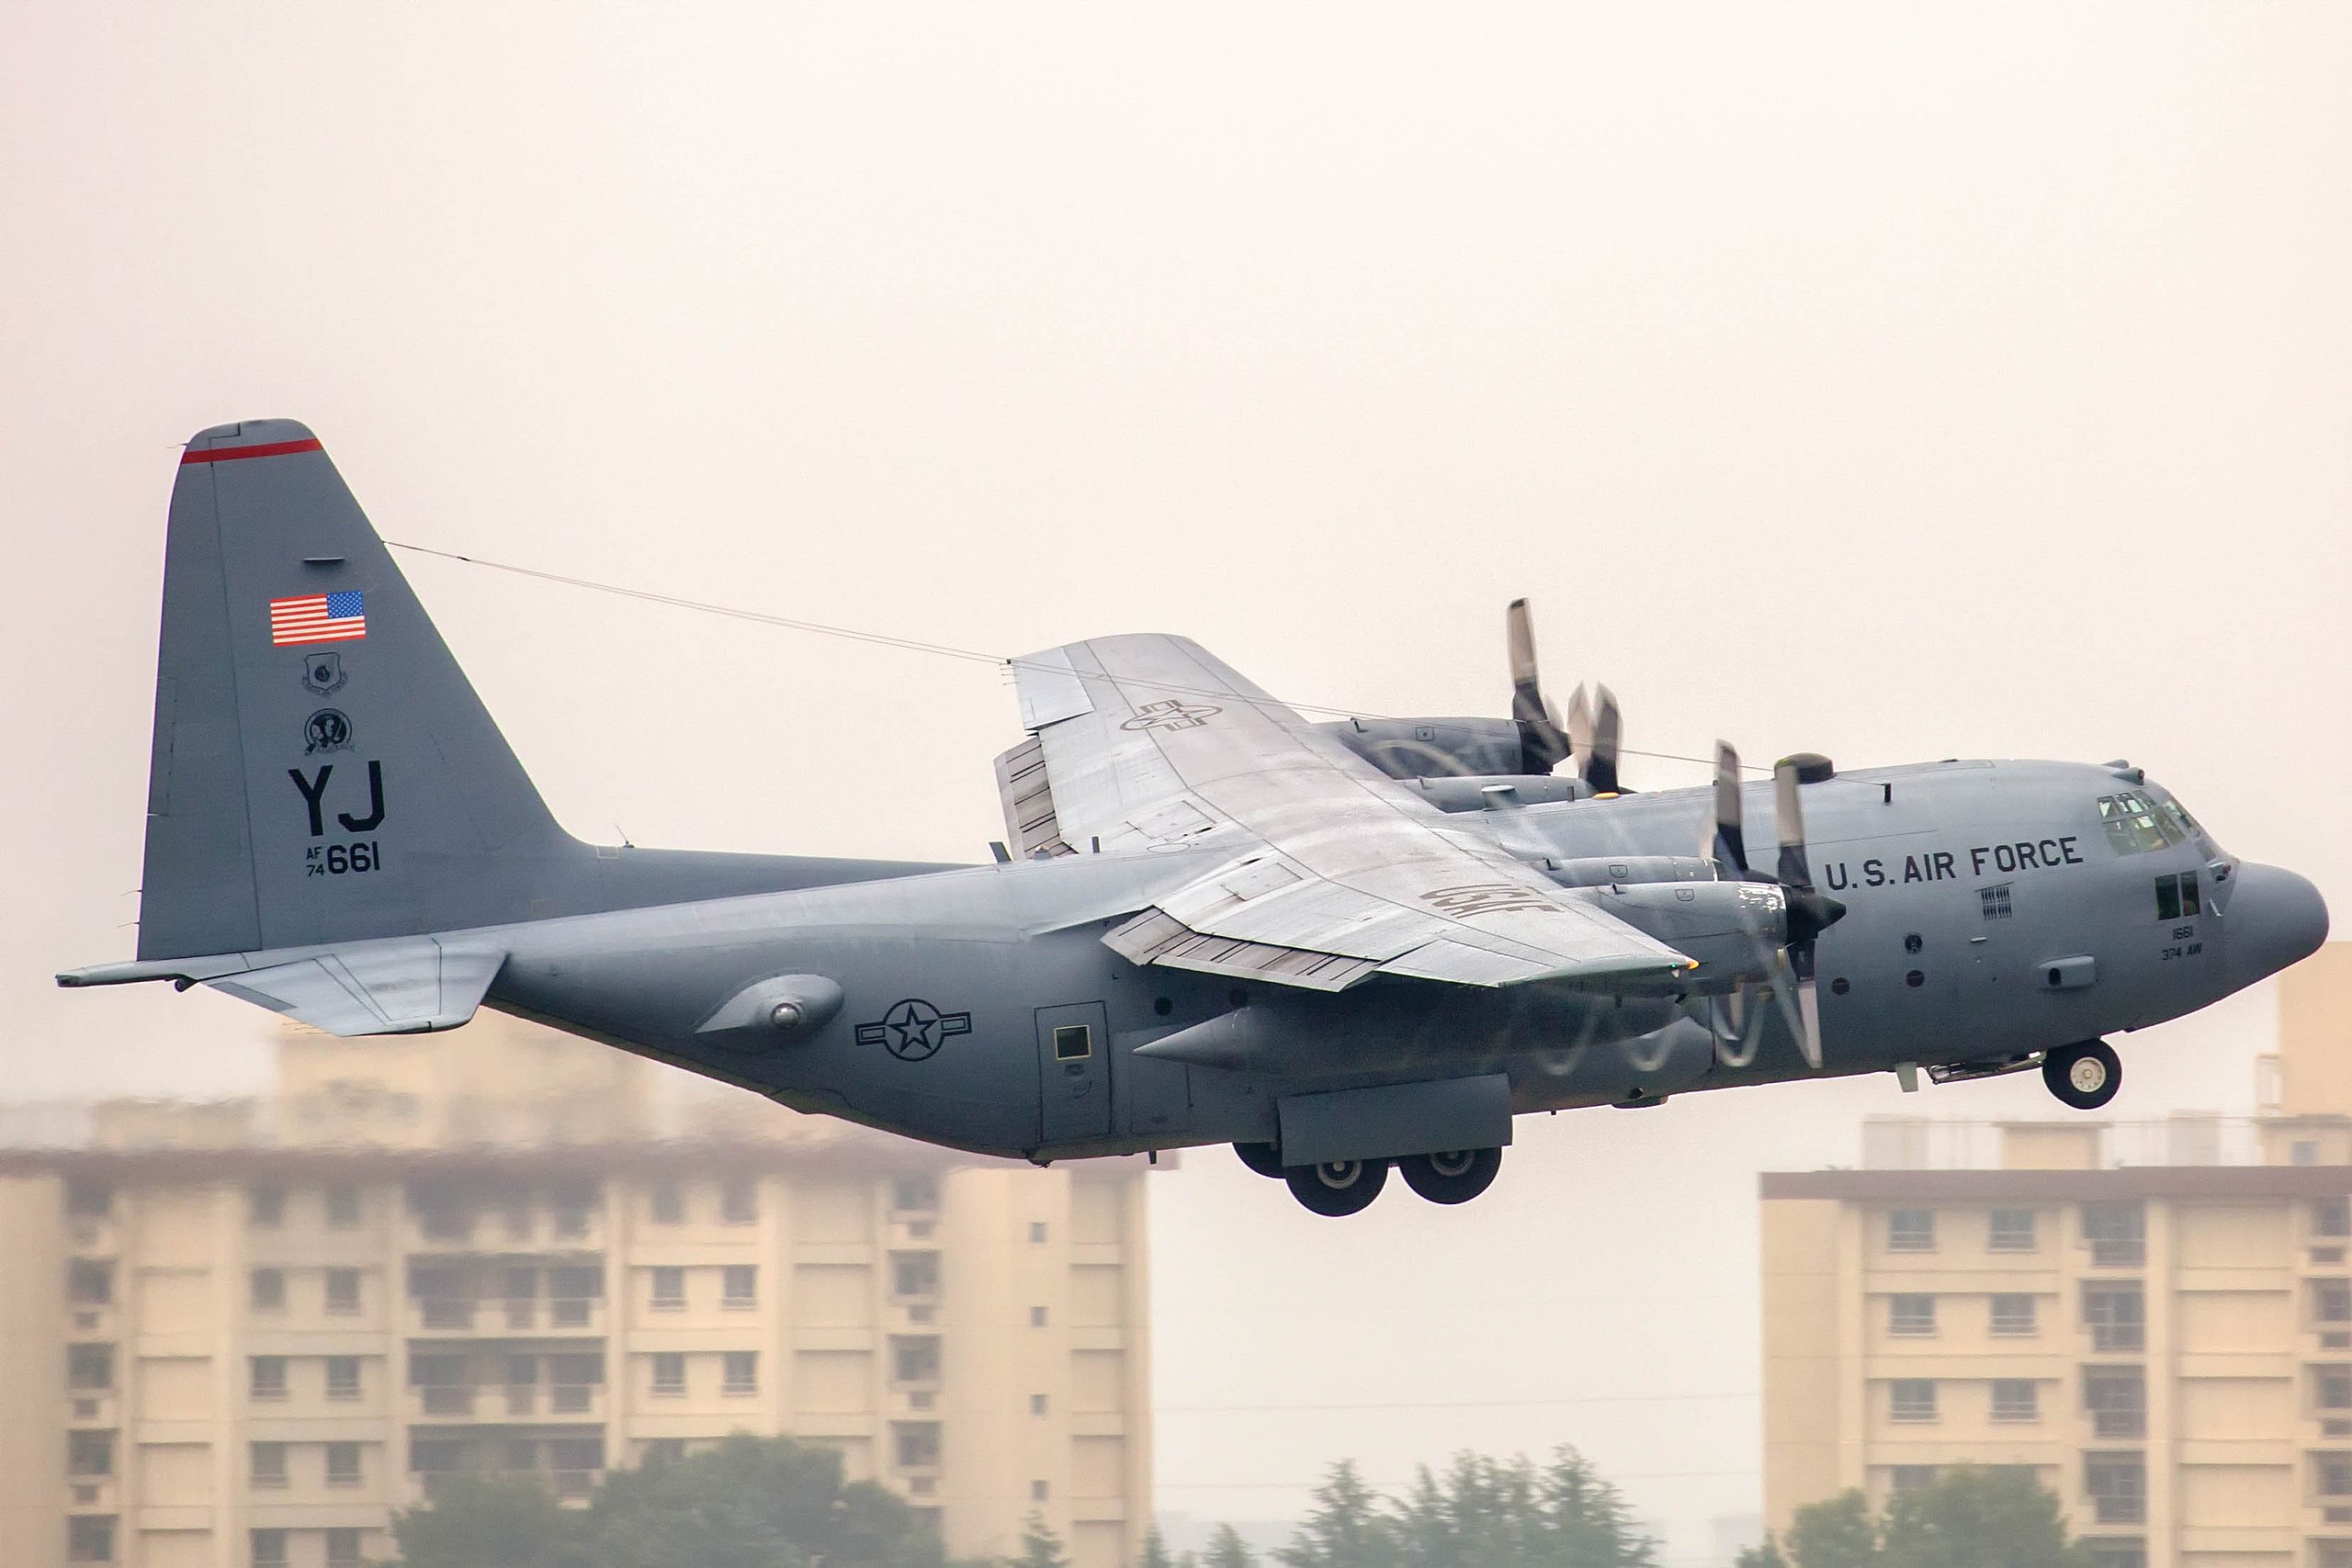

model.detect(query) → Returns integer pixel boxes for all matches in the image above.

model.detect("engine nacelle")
[1544,855,1716,888]
[1403,774,1592,811]
[1580,880,1788,990]
[1317,716,1524,780]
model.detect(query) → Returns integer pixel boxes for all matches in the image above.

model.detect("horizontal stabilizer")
[63,936,505,1036]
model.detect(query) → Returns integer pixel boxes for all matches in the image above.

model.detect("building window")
[1032,1393,1050,1415]
[893,1337,942,1383]
[650,1267,685,1311]
[1988,1209,2037,1252]
[723,1351,758,1395]
[643,1438,686,1467]
[720,1179,757,1224]
[553,1180,595,1238]
[326,1442,362,1487]
[2317,1280,2352,1325]
[2084,1283,2146,1352]
[1889,1380,1937,1423]
[2086,1368,2146,1438]
[1887,1209,1934,1253]
[892,1252,942,1298]
[64,1179,112,1219]
[1990,1380,2039,1423]
[68,1430,114,1477]
[325,1529,363,1568]
[722,1266,756,1309]
[549,1265,602,1326]
[1032,1480,1050,1502]
[251,1442,288,1489]
[67,1344,113,1391]
[1888,1294,1936,1337]
[2319,1368,2352,1411]
[1031,1305,1049,1328]
[895,1423,942,1468]
[650,1353,685,1397]
[2083,1541,2146,1568]
[68,1259,113,1306]
[250,1268,286,1313]
[325,1185,361,1229]
[2318,1199,2352,1238]
[250,1528,288,1567]
[649,1183,684,1224]
[67,1517,117,1563]
[1990,1293,2037,1337]
[325,1268,361,1315]
[326,1356,361,1401]
[892,1175,940,1213]
[1031,1222,1048,1244]
[250,1356,288,1401]
[248,1184,285,1227]
[2086,1453,2146,1525]
[2319,1453,2352,1498]
[1889,1465,1939,1494]
[2083,1203,2145,1268]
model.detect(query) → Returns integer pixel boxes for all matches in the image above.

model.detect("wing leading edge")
[1002,634,1693,992]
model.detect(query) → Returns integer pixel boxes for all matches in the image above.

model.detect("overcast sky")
[4,4,2347,1559]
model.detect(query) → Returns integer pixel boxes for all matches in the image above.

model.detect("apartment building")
[1761,942,2352,1568]
[0,1018,1156,1568]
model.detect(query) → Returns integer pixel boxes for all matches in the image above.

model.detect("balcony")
[409,1383,607,1422]
[407,1298,604,1336]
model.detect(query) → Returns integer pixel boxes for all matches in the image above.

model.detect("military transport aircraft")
[62,422,2331,1214]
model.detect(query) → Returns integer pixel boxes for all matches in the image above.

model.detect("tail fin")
[138,420,577,959]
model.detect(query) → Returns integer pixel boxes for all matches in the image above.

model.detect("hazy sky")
[4,5,2347,1558]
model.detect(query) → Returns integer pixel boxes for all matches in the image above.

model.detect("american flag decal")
[269,591,367,647]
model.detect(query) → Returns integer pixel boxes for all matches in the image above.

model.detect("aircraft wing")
[1001,633,1693,992]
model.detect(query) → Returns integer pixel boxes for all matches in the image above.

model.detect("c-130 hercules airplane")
[63,422,2331,1214]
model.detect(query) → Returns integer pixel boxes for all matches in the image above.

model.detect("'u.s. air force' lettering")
[854,998,971,1061]
[1821,834,2087,892]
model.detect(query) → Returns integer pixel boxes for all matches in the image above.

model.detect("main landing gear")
[2042,1040,2121,1111]
[1236,1143,1505,1214]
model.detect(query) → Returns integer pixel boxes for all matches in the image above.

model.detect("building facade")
[0,1020,1156,1568]
[1762,942,2352,1568]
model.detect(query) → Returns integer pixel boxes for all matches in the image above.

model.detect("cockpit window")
[2098,792,2177,855]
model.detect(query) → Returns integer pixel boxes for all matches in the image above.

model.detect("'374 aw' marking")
[288,761,387,836]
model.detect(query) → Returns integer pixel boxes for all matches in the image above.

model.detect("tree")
[390,1472,586,1568]
[1274,1459,1396,1568]
[1204,1523,1260,1568]
[1778,1470,2088,1568]
[1735,1540,1788,1568]
[389,1434,947,1568]
[1142,1527,1177,1568]
[1012,1512,1070,1568]
[1536,1446,1656,1568]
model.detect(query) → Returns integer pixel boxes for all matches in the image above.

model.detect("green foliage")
[1204,1522,1260,1568]
[1012,1512,1071,1568]
[1775,1469,2088,1568]
[389,1434,946,1568]
[1141,1526,1177,1568]
[1268,1450,1655,1568]
[1735,1540,1788,1568]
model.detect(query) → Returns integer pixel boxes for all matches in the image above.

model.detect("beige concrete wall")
[2279,943,2352,1120]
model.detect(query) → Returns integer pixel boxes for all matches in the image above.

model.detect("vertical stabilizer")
[138,421,577,959]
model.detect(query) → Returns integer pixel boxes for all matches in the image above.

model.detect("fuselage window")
[1052,1024,1092,1062]
[2154,871,2201,921]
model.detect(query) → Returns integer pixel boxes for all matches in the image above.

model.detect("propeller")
[1506,599,1571,775]
[1708,743,1847,1070]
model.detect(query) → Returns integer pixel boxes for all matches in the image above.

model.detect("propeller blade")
[1506,599,1569,773]
[1787,944,1825,1070]
[1586,684,1623,795]
[1773,756,1811,889]
[1565,683,1594,774]
[1712,740,1747,877]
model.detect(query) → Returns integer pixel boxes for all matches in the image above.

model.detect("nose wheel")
[2043,1040,2121,1111]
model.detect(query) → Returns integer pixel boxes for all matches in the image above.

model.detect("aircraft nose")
[2225,863,2331,991]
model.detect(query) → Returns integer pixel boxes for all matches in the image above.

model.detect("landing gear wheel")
[1285,1158,1390,1216]
[1233,1142,1285,1179]
[1398,1147,1503,1205]
[2043,1040,2121,1111]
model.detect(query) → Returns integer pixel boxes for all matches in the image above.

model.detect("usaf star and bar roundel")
[854,998,972,1062]
[270,592,368,647]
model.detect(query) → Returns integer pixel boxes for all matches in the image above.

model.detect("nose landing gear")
[2042,1040,2121,1111]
